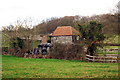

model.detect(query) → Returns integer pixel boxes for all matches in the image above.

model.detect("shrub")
[50,43,85,60]
[9,37,24,53]
[2,47,8,52]
[47,37,51,43]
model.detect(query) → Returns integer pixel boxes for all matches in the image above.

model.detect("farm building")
[51,26,83,44]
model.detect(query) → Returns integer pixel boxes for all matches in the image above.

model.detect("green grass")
[97,52,119,55]
[102,46,120,49]
[97,46,119,54]
[2,55,119,78]
[103,34,119,44]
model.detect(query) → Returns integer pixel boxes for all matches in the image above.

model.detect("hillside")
[104,35,119,44]
[34,13,118,35]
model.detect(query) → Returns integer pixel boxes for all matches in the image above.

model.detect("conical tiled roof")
[52,26,80,36]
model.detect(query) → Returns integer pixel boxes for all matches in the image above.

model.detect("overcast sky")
[0,0,119,29]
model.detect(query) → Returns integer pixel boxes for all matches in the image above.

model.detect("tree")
[34,16,75,34]
[15,19,36,52]
[78,21,105,56]
[2,25,17,39]
[2,18,36,53]
[10,37,24,53]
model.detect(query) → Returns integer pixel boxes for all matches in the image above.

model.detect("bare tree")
[2,18,36,53]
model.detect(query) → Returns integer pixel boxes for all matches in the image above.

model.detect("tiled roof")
[52,26,80,36]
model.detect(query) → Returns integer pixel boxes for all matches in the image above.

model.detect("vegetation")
[102,46,119,49]
[1,4,119,79]
[50,43,85,60]
[78,21,105,56]
[34,13,118,35]
[10,37,24,51]
[2,55,118,78]
[104,35,119,44]
[96,45,119,55]
[47,37,51,43]
[2,20,40,53]
[2,13,119,53]
[98,52,119,55]
[1,33,10,47]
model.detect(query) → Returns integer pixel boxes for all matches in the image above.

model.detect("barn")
[51,26,82,44]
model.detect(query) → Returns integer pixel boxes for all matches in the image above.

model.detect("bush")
[47,37,51,43]
[9,37,24,53]
[2,47,8,52]
[49,43,85,60]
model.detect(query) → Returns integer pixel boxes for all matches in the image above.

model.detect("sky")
[0,0,119,29]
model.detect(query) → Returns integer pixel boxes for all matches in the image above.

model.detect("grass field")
[97,45,120,55]
[2,55,118,78]
[103,34,119,44]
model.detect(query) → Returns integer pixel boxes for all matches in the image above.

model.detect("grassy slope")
[97,35,120,54]
[103,35,119,44]
[2,55,118,78]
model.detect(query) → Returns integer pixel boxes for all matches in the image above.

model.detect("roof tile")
[52,26,80,36]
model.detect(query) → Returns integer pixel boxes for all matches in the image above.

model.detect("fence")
[86,54,119,63]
